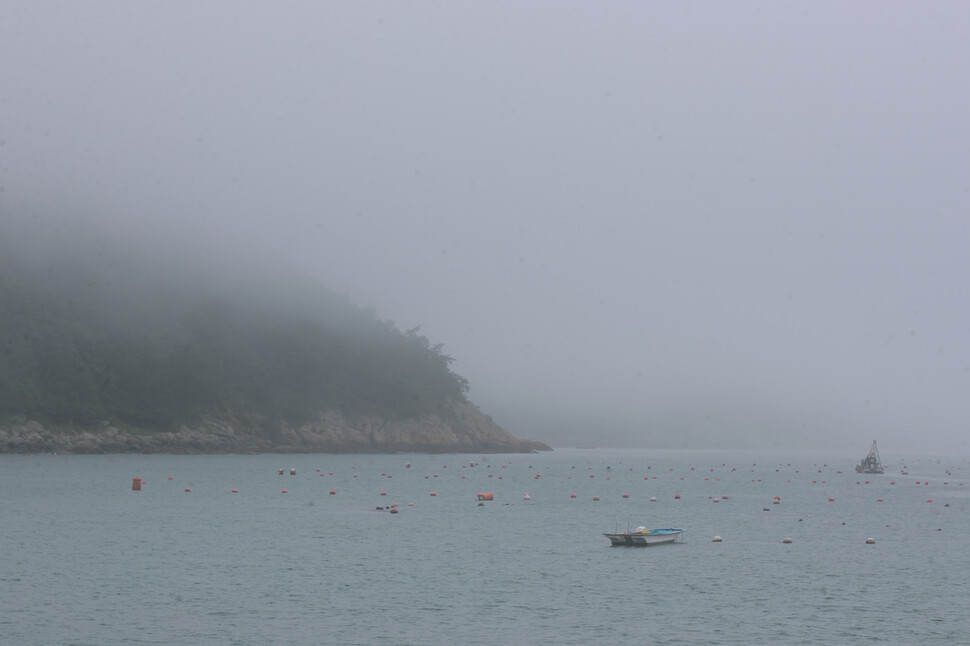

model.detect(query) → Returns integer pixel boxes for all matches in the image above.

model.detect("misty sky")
[3,2,970,454]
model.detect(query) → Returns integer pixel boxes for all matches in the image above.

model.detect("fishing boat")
[603,527,685,546]
[855,440,884,474]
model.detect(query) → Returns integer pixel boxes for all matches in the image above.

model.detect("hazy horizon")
[3,2,970,455]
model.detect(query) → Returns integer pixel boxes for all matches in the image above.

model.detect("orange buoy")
[381,491,387,496]
[828,497,835,501]
[622,493,629,498]
[430,491,436,496]
[389,507,399,513]
[132,478,142,491]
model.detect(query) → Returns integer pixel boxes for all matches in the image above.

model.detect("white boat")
[603,527,685,546]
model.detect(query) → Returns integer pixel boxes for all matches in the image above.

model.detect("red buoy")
[132,478,142,491]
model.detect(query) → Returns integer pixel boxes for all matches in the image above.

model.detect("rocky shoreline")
[0,403,551,454]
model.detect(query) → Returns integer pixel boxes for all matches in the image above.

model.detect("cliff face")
[0,403,551,454]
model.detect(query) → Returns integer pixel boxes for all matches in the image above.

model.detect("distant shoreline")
[0,406,552,455]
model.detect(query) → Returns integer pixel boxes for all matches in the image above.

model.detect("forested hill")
[0,232,548,454]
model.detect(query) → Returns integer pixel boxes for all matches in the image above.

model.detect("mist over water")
[3,4,970,453]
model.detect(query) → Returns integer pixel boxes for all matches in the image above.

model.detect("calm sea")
[2,448,969,645]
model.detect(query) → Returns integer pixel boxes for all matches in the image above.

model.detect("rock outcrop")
[0,403,551,454]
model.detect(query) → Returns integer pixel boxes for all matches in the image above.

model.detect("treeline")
[0,252,469,432]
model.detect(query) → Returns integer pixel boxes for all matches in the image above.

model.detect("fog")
[3,2,970,454]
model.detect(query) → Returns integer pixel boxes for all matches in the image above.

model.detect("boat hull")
[603,528,685,546]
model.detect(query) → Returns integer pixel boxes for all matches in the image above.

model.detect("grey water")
[2,448,969,645]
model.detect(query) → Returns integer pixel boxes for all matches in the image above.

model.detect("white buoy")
[866,537,875,544]
[782,537,793,544]
[712,535,722,542]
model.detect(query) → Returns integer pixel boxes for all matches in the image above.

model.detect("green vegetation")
[0,251,470,432]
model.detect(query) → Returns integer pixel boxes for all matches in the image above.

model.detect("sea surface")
[2,448,969,645]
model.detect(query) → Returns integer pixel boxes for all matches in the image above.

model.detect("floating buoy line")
[127,457,957,536]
